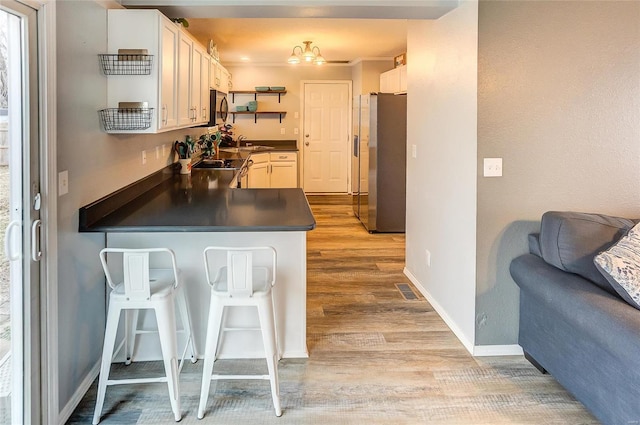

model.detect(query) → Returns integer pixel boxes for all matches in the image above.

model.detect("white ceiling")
[122,0,459,66]
[186,18,409,65]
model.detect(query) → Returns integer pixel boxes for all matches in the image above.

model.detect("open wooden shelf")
[230,111,287,123]
[229,90,287,103]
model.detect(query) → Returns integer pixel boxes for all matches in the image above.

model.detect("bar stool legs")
[197,298,282,419]
[259,301,282,416]
[93,248,196,425]
[155,301,181,422]
[198,246,281,419]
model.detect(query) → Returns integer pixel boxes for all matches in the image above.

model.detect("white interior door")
[0,2,42,423]
[302,82,350,193]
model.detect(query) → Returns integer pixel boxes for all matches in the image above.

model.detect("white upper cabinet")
[159,19,178,130]
[379,65,407,94]
[177,31,193,126]
[199,51,210,123]
[210,59,231,94]
[106,9,213,133]
[220,67,231,94]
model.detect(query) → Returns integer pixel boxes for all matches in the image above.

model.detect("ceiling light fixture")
[288,41,326,65]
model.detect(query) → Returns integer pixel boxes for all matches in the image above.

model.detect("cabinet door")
[192,46,203,124]
[247,153,270,188]
[200,54,210,123]
[210,60,219,90]
[399,65,407,93]
[270,162,297,188]
[177,32,193,126]
[159,19,178,129]
[219,67,230,94]
[380,69,393,93]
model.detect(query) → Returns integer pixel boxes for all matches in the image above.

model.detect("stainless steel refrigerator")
[352,93,407,232]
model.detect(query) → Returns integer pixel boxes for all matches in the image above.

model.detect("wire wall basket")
[99,54,154,75]
[99,108,154,131]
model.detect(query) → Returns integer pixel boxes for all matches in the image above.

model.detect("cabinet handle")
[162,105,168,125]
[202,107,206,119]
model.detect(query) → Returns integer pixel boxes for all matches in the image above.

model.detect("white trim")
[472,344,523,357]
[57,360,100,425]
[405,267,524,357]
[37,1,58,424]
[404,267,475,354]
[349,57,393,65]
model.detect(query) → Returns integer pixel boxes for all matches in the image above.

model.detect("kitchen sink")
[193,158,246,169]
[218,145,275,153]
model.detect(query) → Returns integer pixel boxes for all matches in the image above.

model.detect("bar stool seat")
[198,246,282,419]
[93,248,197,425]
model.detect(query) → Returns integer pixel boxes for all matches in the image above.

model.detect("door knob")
[305,141,310,146]
[305,134,309,138]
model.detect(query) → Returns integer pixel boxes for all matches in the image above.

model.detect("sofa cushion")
[528,233,542,257]
[539,211,635,295]
[594,222,640,310]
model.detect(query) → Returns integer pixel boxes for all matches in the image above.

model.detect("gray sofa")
[510,211,639,425]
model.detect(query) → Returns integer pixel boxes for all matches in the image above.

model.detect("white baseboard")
[404,267,523,358]
[58,360,101,425]
[473,344,523,357]
[404,267,475,354]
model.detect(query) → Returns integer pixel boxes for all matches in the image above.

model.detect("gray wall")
[476,1,640,345]
[56,0,199,413]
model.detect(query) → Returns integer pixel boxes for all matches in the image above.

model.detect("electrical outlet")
[294,128,299,135]
[58,170,69,196]
[425,249,431,267]
[142,150,147,165]
[411,144,417,158]
[294,111,299,119]
[280,128,286,135]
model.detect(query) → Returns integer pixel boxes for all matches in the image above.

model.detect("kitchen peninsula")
[79,158,315,360]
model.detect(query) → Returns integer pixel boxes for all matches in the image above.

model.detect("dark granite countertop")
[79,165,315,233]
[242,140,298,151]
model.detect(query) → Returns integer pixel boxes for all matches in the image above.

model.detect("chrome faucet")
[236,135,246,148]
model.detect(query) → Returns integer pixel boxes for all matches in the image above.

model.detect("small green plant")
[170,18,189,28]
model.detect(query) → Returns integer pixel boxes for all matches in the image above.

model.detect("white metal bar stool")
[198,246,282,419]
[93,248,197,425]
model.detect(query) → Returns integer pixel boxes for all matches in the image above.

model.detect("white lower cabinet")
[247,153,270,188]
[246,152,298,188]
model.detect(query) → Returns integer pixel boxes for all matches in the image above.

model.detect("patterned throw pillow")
[594,222,640,309]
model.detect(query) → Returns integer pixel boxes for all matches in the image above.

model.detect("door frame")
[299,80,352,193]
[38,2,58,423]
[11,0,58,423]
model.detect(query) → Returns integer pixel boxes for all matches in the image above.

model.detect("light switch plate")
[483,158,502,177]
[58,170,69,196]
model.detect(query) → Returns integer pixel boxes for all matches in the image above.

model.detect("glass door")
[0,2,41,424]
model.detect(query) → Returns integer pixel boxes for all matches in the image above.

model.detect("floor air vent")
[395,283,418,300]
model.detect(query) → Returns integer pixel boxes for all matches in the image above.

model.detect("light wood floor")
[67,195,598,424]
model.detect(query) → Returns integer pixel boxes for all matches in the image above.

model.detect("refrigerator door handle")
[353,135,359,157]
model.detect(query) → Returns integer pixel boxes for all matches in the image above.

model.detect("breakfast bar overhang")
[80,167,316,360]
